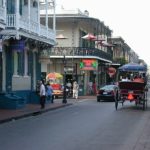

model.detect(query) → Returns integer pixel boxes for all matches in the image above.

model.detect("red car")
[97,84,118,102]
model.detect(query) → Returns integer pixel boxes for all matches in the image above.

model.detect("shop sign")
[107,67,116,77]
[80,59,98,70]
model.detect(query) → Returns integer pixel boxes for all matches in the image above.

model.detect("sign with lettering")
[80,59,98,70]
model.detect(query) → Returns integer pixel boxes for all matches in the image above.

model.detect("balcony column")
[3,0,6,23]
[45,0,48,38]
[28,0,31,32]
[53,0,56,32]
[37,0,40,35]
[16,0,19,30]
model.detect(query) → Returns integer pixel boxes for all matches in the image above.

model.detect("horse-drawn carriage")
[115,63,148,110]
[115,81,148,110]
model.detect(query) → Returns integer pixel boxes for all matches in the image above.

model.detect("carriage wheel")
[142,99,145,110]
[115,98,118,110]
[115,93,119,110]
[145,92,148,109]
[143,92,148,110]
[142,93,146,110]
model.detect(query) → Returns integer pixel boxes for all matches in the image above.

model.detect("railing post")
[46,0,48,38]
[28,0,31,32]
[38,0,40,35]
[4,0,6,24]
[16,0,19,30]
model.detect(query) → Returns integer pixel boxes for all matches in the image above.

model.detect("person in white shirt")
[40,80,46,109]
[73,81,79,99]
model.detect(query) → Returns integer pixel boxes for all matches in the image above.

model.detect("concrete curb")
[0,103,72,124]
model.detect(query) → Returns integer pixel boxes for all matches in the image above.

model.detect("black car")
[97,84,118,102]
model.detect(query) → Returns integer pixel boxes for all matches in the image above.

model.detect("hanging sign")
[107,67,116,77]
[80,59,98,70]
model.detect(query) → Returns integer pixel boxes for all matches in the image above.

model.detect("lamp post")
[62,55,67,103]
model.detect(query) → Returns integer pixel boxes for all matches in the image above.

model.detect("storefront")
[79,59,98,95]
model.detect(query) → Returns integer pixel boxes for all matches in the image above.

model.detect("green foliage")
[114,57,128,65]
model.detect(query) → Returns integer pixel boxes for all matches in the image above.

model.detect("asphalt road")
[0,96,150,150]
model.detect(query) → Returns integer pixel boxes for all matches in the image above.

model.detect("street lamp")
[62,55,67,103]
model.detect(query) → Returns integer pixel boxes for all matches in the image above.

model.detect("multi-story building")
[40,7,113,95]
[129,49,139,63]
[111,36,129,64]
[111,36,139,64]
[0,0,56,108]
[0,0,6,92]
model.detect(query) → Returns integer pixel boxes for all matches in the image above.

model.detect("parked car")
[147,82,150,88]
[97,84,119,102]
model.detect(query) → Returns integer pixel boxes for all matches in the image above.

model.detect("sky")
[56,0,150,65]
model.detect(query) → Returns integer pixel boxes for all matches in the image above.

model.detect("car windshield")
[101,85,115,90]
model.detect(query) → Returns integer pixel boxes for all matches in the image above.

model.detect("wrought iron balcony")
[40,47,113,62]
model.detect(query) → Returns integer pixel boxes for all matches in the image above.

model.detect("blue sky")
[56,0,150,65]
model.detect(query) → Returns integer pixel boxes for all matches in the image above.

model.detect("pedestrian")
[73,81,79,99]
[92,82,96,95]
[88,81,93,95]
[66,80,72,97]
[46,83,54,103]
[36,80,40,94]
[39,80,46,109]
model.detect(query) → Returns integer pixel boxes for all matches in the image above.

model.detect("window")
[0,0,3,6]
[33,1,38,7]
[13,51,24,76]
[7,0,15,14]
[24,0,28,5]
[20,0,23,15]
[13,52,19,75]
[24,50,28,76]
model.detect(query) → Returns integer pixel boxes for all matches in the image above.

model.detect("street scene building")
[0,1,147,109]
[40,7,114,96]
[0,0,56,108]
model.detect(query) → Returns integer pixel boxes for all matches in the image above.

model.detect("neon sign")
[80,59,98,70]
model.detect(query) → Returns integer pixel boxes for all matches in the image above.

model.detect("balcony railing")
[6,14,55,40]
[40,47,113,61]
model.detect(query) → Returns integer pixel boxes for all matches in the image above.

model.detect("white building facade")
[40,8,113,95]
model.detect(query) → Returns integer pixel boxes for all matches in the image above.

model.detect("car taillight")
[111,91,115,95]
[97,90,103,94]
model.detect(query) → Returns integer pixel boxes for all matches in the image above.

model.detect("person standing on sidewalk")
[46,83,54,103]
[40,80,46,109]
[73,81,79,99]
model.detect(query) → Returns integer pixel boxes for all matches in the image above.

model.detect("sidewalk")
[0,96,96,124]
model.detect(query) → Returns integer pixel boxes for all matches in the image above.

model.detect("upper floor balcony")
[5,14,55,44]
[39,47,113,63]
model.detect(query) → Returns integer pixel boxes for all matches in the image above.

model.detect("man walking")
[40,80,46,109]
